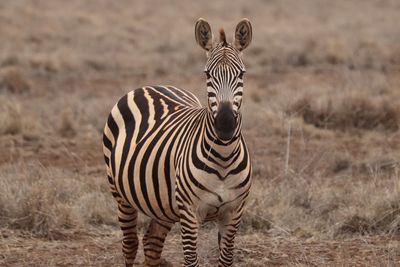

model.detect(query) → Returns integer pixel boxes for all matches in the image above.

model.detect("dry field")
[1,0,400,266]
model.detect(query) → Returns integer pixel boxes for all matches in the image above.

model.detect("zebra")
[102,18,252,267]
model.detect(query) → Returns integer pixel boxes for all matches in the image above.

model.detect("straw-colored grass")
[0,0,400,265]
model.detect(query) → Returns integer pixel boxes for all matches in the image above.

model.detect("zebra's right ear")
[195,18,214,51]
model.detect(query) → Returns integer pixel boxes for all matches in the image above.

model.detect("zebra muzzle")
[214,102,237,141]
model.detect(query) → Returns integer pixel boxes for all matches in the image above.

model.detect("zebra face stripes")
[103,18,253,267]
[195,18,252,141]
[205,44,245,116]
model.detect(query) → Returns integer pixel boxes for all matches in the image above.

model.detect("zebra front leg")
[179,205,200,267]
[217,208,244,267]
[117,203,139,267]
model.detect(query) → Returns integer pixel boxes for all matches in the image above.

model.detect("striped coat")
[103,18,253,267]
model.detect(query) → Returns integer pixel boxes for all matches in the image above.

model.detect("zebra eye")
[238,70,246,79]
[204,70,211,78]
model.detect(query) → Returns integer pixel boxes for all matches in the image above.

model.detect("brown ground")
[2,229,399,266]
[1,0,400,266]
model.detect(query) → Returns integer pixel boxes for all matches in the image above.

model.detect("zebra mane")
[219,28,227,46]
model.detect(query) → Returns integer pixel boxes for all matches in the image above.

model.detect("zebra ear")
[234,18,252,51]
[195,18,214,51]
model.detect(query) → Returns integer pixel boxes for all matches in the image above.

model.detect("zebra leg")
[217,211,243,267]
[142,219,174,267]
[117,203,139,267]
[179,207,200,267]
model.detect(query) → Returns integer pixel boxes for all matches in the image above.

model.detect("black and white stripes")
[103,18,253,267]
[205,43,245,116]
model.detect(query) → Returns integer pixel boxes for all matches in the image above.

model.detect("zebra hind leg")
[117,203,139,267]
[143,219,174,267]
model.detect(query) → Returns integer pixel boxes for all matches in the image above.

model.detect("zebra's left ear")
[233,19,252,51]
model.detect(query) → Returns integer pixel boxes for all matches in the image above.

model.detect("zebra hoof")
[160,258,173,267]
[144,258,172,267]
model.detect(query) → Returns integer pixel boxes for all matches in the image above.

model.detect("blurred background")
[0,0,399,266]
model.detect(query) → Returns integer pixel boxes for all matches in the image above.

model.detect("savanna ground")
[1,0,400,266]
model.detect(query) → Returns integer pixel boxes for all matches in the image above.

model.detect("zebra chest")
[193,177,245,223]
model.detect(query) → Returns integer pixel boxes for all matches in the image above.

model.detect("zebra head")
[195,18,252,141]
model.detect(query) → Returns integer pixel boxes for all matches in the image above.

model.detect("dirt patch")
[1,229,399,266]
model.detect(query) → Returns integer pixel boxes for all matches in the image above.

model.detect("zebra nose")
[214,102,237,141]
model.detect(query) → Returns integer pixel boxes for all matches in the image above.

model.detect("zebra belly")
[114,130,181,223]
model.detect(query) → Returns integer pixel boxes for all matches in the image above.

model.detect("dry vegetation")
[1,0,400,266]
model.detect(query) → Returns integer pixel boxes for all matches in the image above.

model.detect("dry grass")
[1,0,399,81]
[58,109,77,138]
[0,96,42,137]
[0,162,116,239]
[0,101,23,135]
[245,168,400,238]
[0,0,400,265]
[0,68,30,94]
[287,94,400,132]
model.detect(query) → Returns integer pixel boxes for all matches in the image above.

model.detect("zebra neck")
[203,111,242,159]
